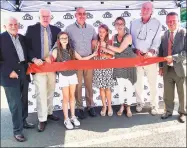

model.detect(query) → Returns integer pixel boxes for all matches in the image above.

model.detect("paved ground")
[1,87,186,147]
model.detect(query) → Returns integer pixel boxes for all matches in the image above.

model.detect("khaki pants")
[33,72,56,122]
[75,69,94,109]
[135,64,158,108]
[163,67,186,114]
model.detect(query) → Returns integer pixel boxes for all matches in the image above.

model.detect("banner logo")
[86,12,93,19]
[103,12,112,18]
[158,9,168,15]
[121,11,131,17]
[22,14,33,20]
[54,21,65,28]
[63,13,74,19]
[93,20,103,27]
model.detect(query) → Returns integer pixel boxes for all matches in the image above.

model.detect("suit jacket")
[159,27,186,77]
[0,31,31,87]
[25,23,61,61]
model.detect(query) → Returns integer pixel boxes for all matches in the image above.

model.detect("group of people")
[0,1,186,142]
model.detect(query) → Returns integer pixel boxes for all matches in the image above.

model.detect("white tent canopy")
[0,0,183,12]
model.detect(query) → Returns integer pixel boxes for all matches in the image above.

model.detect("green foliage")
[181,8,187,22]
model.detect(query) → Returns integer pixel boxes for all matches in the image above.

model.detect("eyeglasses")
[41,15,50,19]
[77,13,86,16]
[60,37,68,40]
[137,24,147,40]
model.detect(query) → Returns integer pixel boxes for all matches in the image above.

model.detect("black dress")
[113,33,137,85]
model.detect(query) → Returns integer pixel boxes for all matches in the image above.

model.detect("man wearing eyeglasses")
[65,7,97,119]
[130,2,162,115]
[26,8,61,132]
[159,12,186,123]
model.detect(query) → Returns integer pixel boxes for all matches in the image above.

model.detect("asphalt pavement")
[1,87,186,147]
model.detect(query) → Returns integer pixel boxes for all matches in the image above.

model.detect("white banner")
[1,8,180,113]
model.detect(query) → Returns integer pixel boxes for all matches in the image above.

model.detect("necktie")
[168,32,174,56]
[44,28,49,58]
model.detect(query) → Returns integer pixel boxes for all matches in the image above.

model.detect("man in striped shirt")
[65,7,97,119]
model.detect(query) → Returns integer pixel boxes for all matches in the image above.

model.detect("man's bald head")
[141,2,154,19]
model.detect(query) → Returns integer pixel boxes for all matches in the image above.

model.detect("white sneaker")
[151,107,158,116]
[64,118,74,130]
[70,116,80,127]
[136,103,144,113]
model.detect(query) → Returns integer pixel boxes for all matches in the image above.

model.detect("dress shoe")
[178,114,186,123]
[76,109,86,119]
[23,121,35,129]
[38,122,46,132]
[14,134,26,142]
[47,114,60,121]
[161,112,172,119]
[88,107,97,117]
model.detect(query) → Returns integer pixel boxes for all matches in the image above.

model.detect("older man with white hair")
[0,16,35,142]
[26,8,61,132]
[130,2,162,115]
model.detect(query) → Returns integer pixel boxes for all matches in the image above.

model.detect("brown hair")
[56,32,75,60]
[114,17,126,25]
[97,24,109,44]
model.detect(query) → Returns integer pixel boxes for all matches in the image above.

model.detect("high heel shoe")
[100,107,107,116]
[117,105,124,116]
[108,108,113,116]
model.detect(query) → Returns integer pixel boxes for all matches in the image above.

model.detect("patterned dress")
[93,43,114,89]
[113,33,137,85]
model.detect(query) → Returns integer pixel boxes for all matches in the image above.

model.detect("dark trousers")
[4,65,29,135]
[163,66,186,114]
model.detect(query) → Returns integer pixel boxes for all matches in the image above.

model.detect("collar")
[169,28,178,37]
[75,21,86,28]
[169,28,178,33]
[8,32,19,39]
[141,16,152,24]
[40,24,50,29]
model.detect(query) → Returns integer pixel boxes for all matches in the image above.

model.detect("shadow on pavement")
[1,102,181,147]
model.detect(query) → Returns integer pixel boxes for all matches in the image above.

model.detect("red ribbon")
[27,56,166,74]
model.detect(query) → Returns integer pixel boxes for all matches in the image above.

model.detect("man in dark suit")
[159,12,186,123]
[0,17,35,142]
[25,8,61,132]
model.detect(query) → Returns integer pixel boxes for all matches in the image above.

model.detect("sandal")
[108,107,113,116]
[100,107,107,116]
[126,106,132,118]
[117,105,124,116]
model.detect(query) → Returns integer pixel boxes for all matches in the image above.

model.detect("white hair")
[4,16,18,25]
[39,8,52,16]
